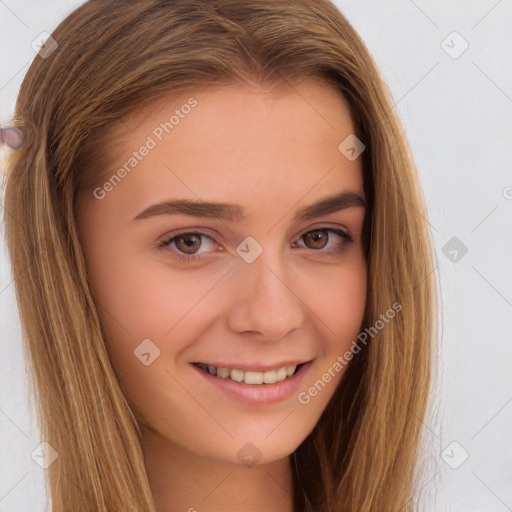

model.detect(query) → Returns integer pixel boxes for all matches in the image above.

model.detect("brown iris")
[175,234,202,254]
[303,230,329,249]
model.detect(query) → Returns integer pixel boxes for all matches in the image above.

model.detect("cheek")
[293,262,366,420]
[87,251,227,353]
[310,257,367,346]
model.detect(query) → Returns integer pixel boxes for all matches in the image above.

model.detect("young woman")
[3,1,438,510]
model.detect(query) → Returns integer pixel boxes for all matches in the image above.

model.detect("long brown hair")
[2,1,439,510]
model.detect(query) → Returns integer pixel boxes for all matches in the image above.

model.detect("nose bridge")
[226,241,305,339]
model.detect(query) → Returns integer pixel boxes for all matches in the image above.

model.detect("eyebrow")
[132,191,365,223]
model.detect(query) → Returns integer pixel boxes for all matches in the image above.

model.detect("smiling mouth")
[192,362,304,385]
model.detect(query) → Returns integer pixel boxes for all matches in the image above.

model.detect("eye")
[158,227,353,264]
[158,230,219,263]
[293,228,353,253]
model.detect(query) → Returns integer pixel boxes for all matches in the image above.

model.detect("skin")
[76,78,367,512]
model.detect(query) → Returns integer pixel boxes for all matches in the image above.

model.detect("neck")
[141,425,295,512]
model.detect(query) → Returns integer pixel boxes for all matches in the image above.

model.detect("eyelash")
[158,227,353,264]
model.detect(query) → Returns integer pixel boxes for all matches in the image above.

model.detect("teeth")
[230,369,244,382]
[216,367,230,379]
[196,363,298,385]
[277,367,287,381]
[263,370,278,384]
[244,371,264,385]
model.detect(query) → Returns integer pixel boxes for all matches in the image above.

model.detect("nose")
[225,248,305,341]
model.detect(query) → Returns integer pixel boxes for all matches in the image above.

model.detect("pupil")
[307,230,327,249]
[179,234,200,253]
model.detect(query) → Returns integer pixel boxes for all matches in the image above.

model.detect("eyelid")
[159,226,216,240]
[291,221,351,240]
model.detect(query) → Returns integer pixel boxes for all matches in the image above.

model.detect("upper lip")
[191,360,311,372]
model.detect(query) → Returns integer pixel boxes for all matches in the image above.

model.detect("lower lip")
[191,362,312,405]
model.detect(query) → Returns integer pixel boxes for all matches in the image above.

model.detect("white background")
[1,1,511,511]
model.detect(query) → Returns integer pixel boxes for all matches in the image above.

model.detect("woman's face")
[76,79,367,466]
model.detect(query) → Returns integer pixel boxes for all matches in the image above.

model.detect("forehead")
[89,79,363,218]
